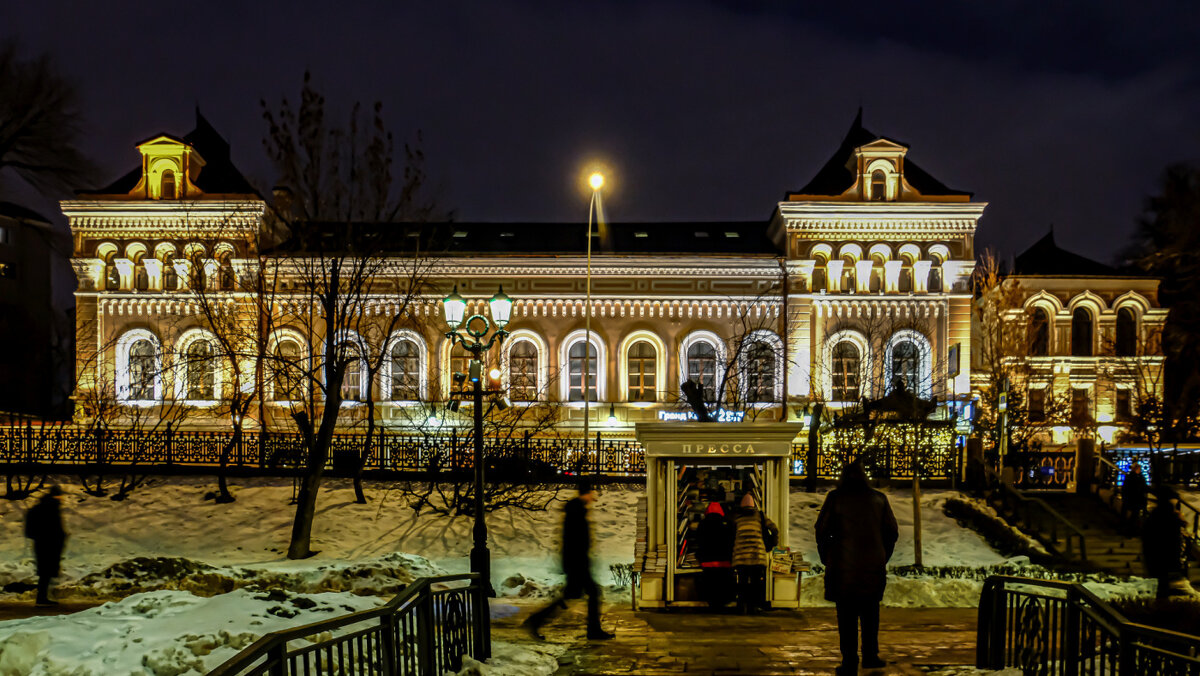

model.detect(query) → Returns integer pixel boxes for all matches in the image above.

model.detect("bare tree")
[260,72,448,559]
[0,41,96,196]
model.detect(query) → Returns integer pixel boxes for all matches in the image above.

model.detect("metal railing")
[978,575,1200,674]
[987,466,1088,562]
[207,573,489,676]
[0,422,958,482]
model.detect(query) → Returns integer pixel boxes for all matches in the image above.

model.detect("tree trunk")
[216,424,239,503]
[354,410,375,504]
[287,398,338,559]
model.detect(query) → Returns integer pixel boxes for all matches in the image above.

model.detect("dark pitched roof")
[0,202,51,224]
[268,220,781,257]
[1012,230,1116,276]
[91,108,257,196]
[790,109,971,198]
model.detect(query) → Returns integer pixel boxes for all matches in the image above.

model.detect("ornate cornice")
[60,200,266,237]
[811,297,947,319]
[776,201,986,239]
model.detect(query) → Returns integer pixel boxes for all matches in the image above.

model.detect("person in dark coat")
[815,462,899,675]
[524,482,614,640]
[25,485,66,607]
[731,493,778,614]
[696,501,735,609]
[1121,463,1148,528]
[1143,486,1190,599]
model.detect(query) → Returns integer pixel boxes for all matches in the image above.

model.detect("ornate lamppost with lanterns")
[442,284,513,597]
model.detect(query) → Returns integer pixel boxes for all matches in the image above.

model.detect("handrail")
[978,575,1200,673]
[207,573,488,676]
[986,466,1088,562]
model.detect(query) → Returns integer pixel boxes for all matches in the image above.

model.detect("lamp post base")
[470,544,496,598]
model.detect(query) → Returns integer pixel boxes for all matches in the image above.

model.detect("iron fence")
[0,423,965,481]
[978,575,1200,674]
[207,573,488,676]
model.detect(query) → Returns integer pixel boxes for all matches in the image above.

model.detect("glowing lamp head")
[442,285,466,330]
[488,286,512,328]
[489,368,501,381]
[588,172,604,191]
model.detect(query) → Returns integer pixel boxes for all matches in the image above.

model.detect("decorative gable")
[854,138,908,201]
[130,135,205,200]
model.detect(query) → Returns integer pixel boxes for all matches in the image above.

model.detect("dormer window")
[160,170,176,200]
[871,170,887,201]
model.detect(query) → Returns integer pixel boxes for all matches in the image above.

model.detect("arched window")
[831,342,861,401]
[743,340,776,403]
[160,170,176,199]
[891,341,919,393]
[104,251,121,291]
[1030,308,1050,356]
[272,339,302,401]
[1071,307,1093,357]
[128,339,157,401]
[338,341,364,402]
[568,341,598,402]
[871,170,886,201]
[508,340,538,402]
[626,340,657,402]
[686,341,718,402]
[184,340,216,400]
[389,339,421,401]
[1116,307,1137,356]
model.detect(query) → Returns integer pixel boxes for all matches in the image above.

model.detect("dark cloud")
[3,1,1198,263]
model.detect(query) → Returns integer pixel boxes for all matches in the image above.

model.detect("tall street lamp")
[443,284,512,597]
[584,172,604,450]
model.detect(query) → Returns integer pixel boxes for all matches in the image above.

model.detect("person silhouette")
[25,485,66,607]
[523,481,614,640]
[816,462,898,674]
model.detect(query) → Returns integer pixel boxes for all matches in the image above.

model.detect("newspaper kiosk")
[633,422,807,609]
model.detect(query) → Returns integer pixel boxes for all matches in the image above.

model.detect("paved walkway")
[494,604,979,675]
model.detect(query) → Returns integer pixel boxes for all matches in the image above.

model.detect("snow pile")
[0,588,382,676]
[454,640,563,676]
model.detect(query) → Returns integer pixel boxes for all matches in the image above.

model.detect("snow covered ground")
[0,477,1157,674]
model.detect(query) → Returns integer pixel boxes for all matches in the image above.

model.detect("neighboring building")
[64,110,1158,449]
[0,202,65,419]
[973,230,1167,447]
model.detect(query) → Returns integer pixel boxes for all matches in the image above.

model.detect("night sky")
[5,1,1200,263]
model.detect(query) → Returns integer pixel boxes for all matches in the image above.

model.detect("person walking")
[696,501,735,609]
[815,462,899,675]
[524,482,614,640]
[1121,463,1148,529]
[25,485,67,607]
[1143,485,1191,599]
[731,492,777,615]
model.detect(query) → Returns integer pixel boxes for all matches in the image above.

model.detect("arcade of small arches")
[87,240,243,293]
[795,241,963,294]
[109,326,787,408]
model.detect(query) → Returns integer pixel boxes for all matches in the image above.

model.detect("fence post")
[417,585,436,676]
[379,613,398,674]
[472,575,491,660]
[266,642,287,676]
[595,431,601,474]
[1064,587,1080,676]
[976,577,1006,669]
[25,420,33,464]
[165,422,173,465]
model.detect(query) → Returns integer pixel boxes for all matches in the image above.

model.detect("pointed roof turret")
[787,110,971,201]
[1012,229,1116,276]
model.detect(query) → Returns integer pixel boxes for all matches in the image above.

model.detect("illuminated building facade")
[974,232,1167,447]
[60,111,1160,452]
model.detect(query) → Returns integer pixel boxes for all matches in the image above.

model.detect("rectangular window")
[1071,388,1091,426]
[0,226,8,244]
[1028,388,1046,423]
[1116,389,1134,423]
